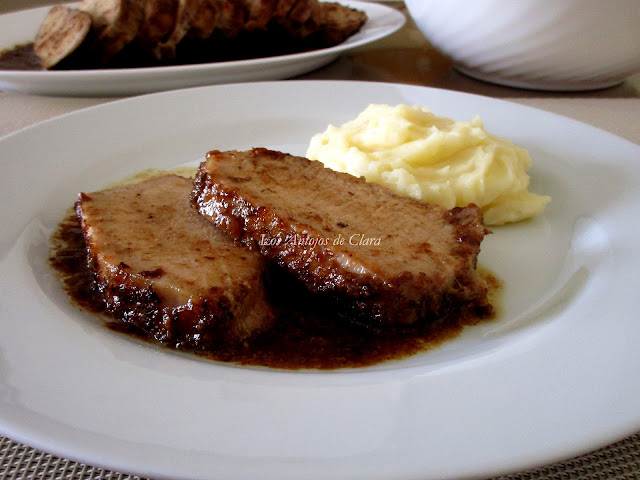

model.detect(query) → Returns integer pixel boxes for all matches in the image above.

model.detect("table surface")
[1,2,639,480]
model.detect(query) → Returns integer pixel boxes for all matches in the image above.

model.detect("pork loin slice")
[79,0,145,63]
[76,174,274,350]
[34,5,92,69]
[209,0,246,39]
[186,0,221,39]
[135,0,179,48]
[241,0,278,31]
[303,1,367,45]
[274,0,366,46]
[191,149,491,328]
[153,0,201,59]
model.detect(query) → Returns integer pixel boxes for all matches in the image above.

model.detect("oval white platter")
[0,81,639,480]
[0,1,404,96]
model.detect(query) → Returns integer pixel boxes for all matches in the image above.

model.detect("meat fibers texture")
[76,174,274,350]
[191,148,492,329]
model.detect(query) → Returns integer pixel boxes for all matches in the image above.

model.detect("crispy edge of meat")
[241,0,278,31]
[153,0,202,59]
[79,0,146,62]
[135,0,179,47]
[190,149,491,328]
[74,177,275,349]
[186,0,221,39]
[274,0,367,46]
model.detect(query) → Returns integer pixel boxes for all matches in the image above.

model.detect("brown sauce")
[49,210,501,370]
[0,30,319,72]
[0,43,43,71]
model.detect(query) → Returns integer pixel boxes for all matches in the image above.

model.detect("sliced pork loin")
[303,1,368,45]
[202,0,245,39]
[135,0,179,49]
[238,0,274,31]
[186,0,221,40]
[78,0,145,63]
[191,149,492,329]
[274,0,366,46]
[76,174,274,350]
[152,0,202,59]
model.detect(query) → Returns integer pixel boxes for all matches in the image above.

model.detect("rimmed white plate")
[0,81,639,480]
[0,1,404,96]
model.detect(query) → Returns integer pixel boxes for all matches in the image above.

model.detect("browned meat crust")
[241,0,278,31]
[33,5,93,69]
[76,174,274,351]
[277,0,367,44]
[191,149,492,329]
[34,0,368,68]
[186,0,221,39]
[209,0,246,38]
[152,0,201,59]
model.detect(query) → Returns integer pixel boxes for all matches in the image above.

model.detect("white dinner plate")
[1,81,639,480]
[0,1,404,96]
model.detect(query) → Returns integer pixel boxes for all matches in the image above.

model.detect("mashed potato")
[306,104,550,225]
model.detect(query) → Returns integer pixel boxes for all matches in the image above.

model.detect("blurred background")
[1,0,639,142]
[1,0,67,11]
[3,0,638,93]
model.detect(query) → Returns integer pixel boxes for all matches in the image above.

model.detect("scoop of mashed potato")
[306,104,550,225]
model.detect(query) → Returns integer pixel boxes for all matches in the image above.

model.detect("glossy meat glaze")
[191,148,492,329]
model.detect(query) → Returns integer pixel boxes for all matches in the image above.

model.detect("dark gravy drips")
[0,43,43,71]
[49,210,500,370]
